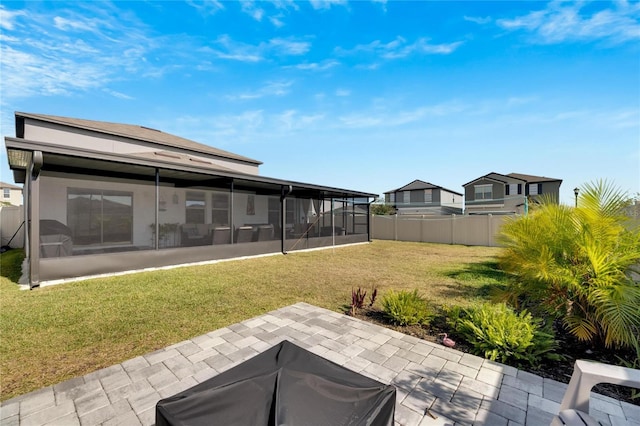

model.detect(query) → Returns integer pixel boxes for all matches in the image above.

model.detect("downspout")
[281,185,292,254]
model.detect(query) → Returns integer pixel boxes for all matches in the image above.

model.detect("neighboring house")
[0,181,22,206]
[5,112,375,287]
[463,172,562,215]
[384,180,463,215]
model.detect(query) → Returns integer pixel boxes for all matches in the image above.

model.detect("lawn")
[0,240,502,401]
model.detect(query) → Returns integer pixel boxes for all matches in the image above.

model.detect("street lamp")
[573,187,579,208]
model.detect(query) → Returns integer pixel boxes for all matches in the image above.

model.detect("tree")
[370,202,396,215]
[498,180,640,348]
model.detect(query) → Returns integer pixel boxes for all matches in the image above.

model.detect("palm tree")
[498,180,640,348]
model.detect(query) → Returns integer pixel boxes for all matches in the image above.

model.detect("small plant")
[453,303,561,367]
[369,286,378,307]
[351,287,367,316]
[381,289,433,326]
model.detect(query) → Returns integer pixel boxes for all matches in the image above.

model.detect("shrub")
[382,289,433,326]
[452,303,561,367]
[498,180,640,349]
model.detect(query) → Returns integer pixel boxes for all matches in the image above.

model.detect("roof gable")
[16,112,262,166]
[385,179,462,195]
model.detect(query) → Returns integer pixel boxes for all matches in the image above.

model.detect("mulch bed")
[347,307,639,406]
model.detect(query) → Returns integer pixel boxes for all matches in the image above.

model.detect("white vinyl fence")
[371,214,509,247]
[0,205,25,248]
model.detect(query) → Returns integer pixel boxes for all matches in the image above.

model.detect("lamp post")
[573,187,579,208]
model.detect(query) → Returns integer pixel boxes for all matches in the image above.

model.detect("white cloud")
[102,89,135,100]
[226,81,294,100]
[185,0,225,16]
[497,1,640,44]
[0,4,170,101]
[0,7,25,30]
[337,36,464,61]
[339,102,468,129]
[335,89,350,97]
[309,0,348,10]
[290,59,339,71]
[240,0,265,21]
[269,38,311,55]
[206,35,310,62]
[464,15,491,25]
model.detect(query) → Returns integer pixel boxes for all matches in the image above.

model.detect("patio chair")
[257,224,274,241]
[550,359,640,426]
[212,226,231,245]
[235,226,254,243]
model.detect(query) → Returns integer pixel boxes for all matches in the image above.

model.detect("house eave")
[5,137,376,199]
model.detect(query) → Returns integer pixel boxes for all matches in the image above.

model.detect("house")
[463,172,562,215]
[0,181,22,206]
[384,180,463,215]
[4,112,375,287]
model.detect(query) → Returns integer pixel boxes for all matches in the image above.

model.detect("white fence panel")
[0,206,25,248]
[371,214,509,247]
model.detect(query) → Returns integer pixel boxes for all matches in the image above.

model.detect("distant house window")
[186,191,206,224]
[424,189,432,203]
[3,188,9,199]
[389,193,395,204]
[474,184,492,200]
[529,184,540,195]
[67,188,133,246]
[506,184,522,196]
[403,191,410,204]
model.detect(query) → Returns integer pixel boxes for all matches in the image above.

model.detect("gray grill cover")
[156,340,396,426]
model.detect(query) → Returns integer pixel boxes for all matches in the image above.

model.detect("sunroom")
[5,113,374,288]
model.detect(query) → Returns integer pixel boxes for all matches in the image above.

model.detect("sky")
[0,0,638,205]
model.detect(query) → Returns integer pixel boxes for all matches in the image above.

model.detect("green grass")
[0,240,503,401]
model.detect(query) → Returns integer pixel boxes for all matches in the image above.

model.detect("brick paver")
[1,303,636,426]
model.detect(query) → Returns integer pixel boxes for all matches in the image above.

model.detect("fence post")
[451,214,456,245]
[394,214,398,241]
[487,214,493,246]
[421,215,425,242]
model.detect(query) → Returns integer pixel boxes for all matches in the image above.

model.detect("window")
[67,188,133,246]
[424,189,432,203]
[389,193,395,204]
[403,191,410,204]
[474,184,493,200]
[186,191,205,224]
[211,191,229,226]
[3,188,9,199]
[268,197,280,227]
[506,184,522,196]
[529,184,541,195]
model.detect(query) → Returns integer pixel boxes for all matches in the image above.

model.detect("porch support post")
[281,185,292,254]
[230,180,235,244]
[154,169,159,250]
[29,151,43,288]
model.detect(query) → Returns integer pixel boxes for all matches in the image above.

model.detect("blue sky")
[1,0,638,204]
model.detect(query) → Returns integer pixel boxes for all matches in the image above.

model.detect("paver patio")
[1,302,638,426]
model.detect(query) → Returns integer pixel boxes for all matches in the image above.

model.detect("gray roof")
[0,181,22,189]
[15,112,262,166]
[385,179,462,196]
[507,173,562,183]
[463,172,561,187]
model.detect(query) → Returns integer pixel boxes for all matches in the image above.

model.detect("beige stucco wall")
[1,187,23,206]
[23,119,260,175]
